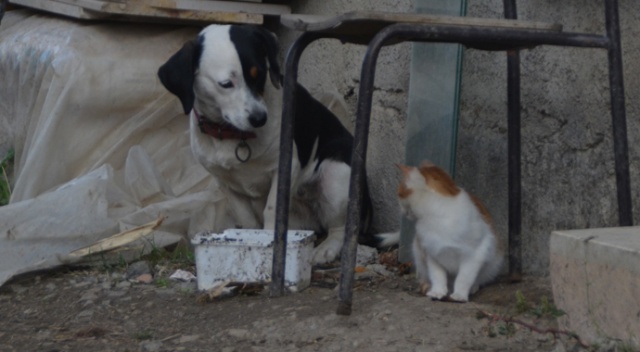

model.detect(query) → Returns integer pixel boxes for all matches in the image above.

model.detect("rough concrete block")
[550,227,640,344]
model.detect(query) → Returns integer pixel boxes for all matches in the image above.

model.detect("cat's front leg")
[425,255,448,300]
[412,237,430,294]
[450,258,484,302]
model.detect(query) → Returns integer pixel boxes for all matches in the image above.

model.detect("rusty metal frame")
[270,0,632,315]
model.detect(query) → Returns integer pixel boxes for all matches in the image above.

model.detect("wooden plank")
[148,0,290,16]
[11,0,100,19]
[49,0,265,23]
[12,0,285,24]
[281,11,562,34]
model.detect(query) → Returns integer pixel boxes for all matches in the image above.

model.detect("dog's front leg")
[263,172,278,231]
[312,226,345,264]
[264,156,301,231]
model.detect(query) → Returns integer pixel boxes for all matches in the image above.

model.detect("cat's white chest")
[414,194,484,259]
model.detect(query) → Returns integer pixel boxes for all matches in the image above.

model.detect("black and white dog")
[158,24,373,264]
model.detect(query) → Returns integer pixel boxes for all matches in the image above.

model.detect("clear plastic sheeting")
[0,13,256,286]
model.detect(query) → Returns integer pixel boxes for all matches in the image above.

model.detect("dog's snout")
[249,111,267,128]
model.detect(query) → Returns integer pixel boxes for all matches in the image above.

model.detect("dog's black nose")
[249,111,267,128]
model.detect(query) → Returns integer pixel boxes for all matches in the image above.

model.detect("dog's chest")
[215,163,274,198]
[190,122,278,198]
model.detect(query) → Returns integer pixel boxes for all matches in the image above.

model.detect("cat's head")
[397,161,460,198]
[396,161,460,219]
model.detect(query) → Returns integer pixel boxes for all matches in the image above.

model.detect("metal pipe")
[336,27,391,316]
[504,0,523,281]
[605,0,633,226]
[373,24,609,49]
[270,32,321,297]
[0,0,7,25]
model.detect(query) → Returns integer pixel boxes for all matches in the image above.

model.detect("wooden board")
[281,11,562,44]
[282,11,562,32]
[9,0,290,24]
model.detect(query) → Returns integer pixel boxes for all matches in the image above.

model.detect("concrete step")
[550,227,640,345]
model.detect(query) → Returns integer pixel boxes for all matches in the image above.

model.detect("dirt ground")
[0,250,587,352]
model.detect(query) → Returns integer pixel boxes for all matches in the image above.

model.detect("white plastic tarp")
[0,13,261,286]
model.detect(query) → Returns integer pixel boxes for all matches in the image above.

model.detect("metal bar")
[270,32,321,297]
[0,0,7,24]
[369,24,609,50]
[336,27,391,316]
[504,0,522,281]
[605,0,633,227]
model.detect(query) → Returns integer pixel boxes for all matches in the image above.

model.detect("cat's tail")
[375,231,400,247]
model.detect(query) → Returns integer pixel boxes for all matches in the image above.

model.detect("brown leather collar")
[194,110,257,140]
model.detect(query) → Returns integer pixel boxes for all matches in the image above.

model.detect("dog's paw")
[448,292,469,303]
[312,239,342,265]
[426,288,448,300]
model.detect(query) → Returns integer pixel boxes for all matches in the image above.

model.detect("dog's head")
[158,25,282,131]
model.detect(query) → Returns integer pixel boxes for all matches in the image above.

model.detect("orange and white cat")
[388,161,503,302]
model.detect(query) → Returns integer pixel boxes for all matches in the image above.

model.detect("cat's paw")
[419,282,430,295]
[426,288,447,300]
[312,239,342,264]
[449,292,469,303]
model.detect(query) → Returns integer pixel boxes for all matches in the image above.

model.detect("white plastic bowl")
[192,229,316,292]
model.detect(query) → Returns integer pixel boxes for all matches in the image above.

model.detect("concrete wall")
[276,1,640,275]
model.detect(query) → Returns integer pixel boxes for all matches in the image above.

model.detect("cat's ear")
[419,160,435,168]
[396,163,413,176]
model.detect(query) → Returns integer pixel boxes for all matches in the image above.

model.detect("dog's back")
[291,85,373,244]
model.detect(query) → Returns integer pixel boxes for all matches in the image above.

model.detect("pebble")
[76,309,94,320]
[177,334,200,343]
[127,261,152,279]
[551,341,566,352]
[140,340,163,352]
[108,290,126,298]
[356,244,378,266]
[226,328,251,339]
[11,285,27,294]
[135,273,154,284]
[116,280,132,289]
[368,264,394,277]
[79,288,100,301]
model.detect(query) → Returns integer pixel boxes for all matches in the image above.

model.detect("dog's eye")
[218,81,234,89]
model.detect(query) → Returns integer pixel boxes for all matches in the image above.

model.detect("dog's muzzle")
[248,110,267,128]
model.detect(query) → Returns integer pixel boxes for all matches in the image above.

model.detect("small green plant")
[496,322,517,337]
[155,277,170,288]
[515,290,530,314]
[515,290,565,318]
[0,148,14,206]
[97,251,128,273]
[142,238,195,268]
[617,340,640,352]
[133,330,154,340]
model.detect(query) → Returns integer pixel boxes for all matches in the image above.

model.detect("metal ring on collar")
[235,140,252,162]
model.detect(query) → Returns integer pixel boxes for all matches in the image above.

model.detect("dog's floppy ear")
[157,37,203,114]
[253,27,282,89]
